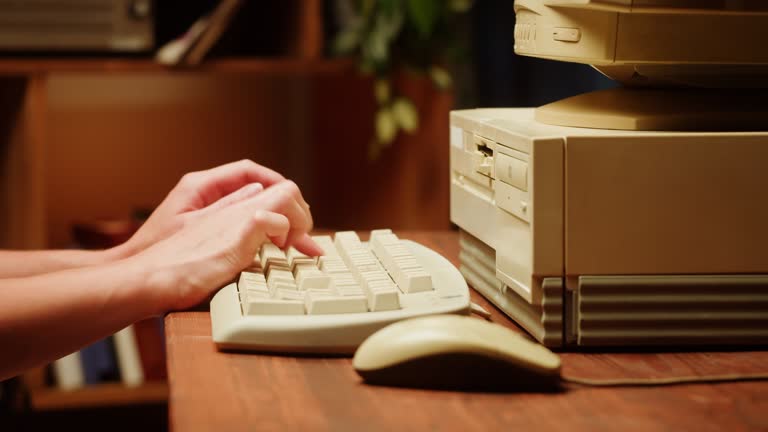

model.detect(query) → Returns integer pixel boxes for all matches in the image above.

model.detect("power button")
[553,27,580,42]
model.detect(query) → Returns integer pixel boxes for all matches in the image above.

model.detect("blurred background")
[0,0,612,430]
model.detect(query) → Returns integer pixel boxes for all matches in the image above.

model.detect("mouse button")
[456,317,526,348]
[494,337,561,374]
[461,319,561,373]
[352,329,470,371]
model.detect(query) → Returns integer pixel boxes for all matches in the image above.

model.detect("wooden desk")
[165,231,768,432]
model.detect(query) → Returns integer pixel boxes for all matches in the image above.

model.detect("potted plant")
[331,0,473,158]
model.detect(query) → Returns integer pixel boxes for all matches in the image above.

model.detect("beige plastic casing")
[449,108,768,346]
[534,87,768,131]
[513,0,768,87]
[452,107,768,278]
[353,315,561,376]
[211,240,471,353]
[450,109,564,307]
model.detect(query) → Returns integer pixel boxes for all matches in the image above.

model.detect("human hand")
[121,160,298,256]
[131,180,323,312]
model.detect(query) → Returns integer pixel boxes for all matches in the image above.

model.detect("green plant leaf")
[362,0,375,17]
[430,66,453,89]
[375,106,398,146]
[449,0,473,13]
[363,23,389,65]
[391,98,419,133]
[375,5,405,39]
[406,0,440,39]
[333,27,362,55]
[360,3,404,68]
[378,0,398,16]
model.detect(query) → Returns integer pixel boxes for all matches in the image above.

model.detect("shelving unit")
[0,57,352,76]
[30,382,169,411]
[0,57,354,256]
[18,344,169,411]
[0,0,329,252]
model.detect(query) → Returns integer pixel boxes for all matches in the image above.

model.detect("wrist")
[103,240,139,262]
[115,252,177,317]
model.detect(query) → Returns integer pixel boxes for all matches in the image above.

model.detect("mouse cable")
[469,302,492,319]
[562,372,768,388]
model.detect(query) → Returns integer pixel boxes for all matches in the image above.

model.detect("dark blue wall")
[470,0,615,108]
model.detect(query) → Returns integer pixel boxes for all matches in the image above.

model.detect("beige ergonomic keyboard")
[210,230,471,354]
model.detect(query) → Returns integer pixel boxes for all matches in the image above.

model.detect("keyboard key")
[238,271,268,291]
[286,247,317,270]
[243,298,305,315]
[305,291,368,314]
[366,290,400,311]
[276,288,304,302]
[260,243,288,270]
[319,256,349,273]
[371,231,433,293]
[312,235,339,257]
[267,268,297,292]
[334,231,401,312]
[334,231,363,249]
[295,266,331,290]
[233,230,446,315]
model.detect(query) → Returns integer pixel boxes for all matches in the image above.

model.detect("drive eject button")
[496,153,528,191]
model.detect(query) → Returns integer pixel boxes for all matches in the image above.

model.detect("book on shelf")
[155,0,244,66]
[50,322,167,391]
[154,15,210,66]
[80,337,119,385]
[113,326,145,387]
[51,351,85,391]
[185,0,243,65]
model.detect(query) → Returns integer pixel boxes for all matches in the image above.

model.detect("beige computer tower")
[450,108,768,347]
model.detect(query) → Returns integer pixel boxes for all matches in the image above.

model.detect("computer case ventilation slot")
[576,275,768,345]
[458,230,563,346]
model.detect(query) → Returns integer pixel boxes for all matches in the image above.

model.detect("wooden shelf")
[0,57,354,76]
[29,382,169,411]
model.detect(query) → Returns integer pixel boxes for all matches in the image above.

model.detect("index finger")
[191,159,285,206]
[291,233,324,257]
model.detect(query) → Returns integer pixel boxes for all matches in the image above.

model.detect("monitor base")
[535,87,768,131]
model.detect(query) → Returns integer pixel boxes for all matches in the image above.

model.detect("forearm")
[0,243,133,278]
[0,256,165,380]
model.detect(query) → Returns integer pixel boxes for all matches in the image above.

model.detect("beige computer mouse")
[353,314,562,391]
